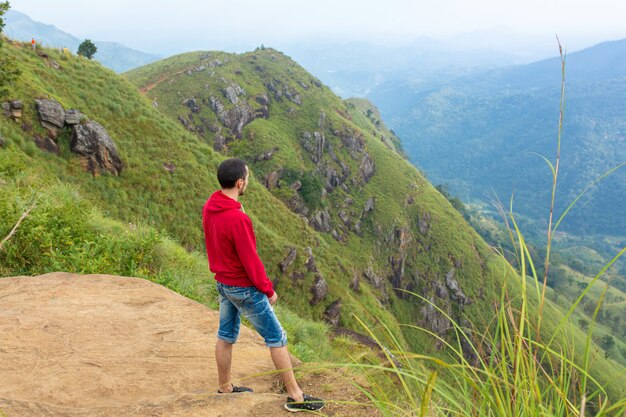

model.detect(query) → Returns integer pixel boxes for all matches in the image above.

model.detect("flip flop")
[217,384,253,394]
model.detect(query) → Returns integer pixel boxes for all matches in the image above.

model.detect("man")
[202,158,325,413]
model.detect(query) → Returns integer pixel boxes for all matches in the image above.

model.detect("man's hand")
[268,292,278,305]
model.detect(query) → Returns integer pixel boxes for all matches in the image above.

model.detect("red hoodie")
[202,190,274,298]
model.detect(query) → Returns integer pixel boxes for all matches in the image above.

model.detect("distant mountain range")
[283,38,541,98]
[4,10,161,72]
[368,38,626,237]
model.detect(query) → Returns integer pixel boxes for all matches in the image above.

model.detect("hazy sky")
[9,0,626,54]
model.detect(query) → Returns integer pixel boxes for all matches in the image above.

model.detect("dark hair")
[217,158,247,188]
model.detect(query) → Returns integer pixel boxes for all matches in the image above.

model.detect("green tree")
[77,39,97,59]
[0,1,21,97]
[600,334,615,358]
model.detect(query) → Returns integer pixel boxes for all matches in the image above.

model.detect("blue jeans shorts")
[216,282,287,348]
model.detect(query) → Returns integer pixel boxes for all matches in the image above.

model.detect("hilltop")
[0,273,372,416]
[4,10,161,72]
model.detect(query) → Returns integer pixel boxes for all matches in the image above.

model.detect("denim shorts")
[216,282,287,348]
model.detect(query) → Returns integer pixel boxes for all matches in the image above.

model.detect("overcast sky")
[9,0,626,54]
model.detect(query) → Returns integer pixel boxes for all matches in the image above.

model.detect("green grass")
[2,39,625,412]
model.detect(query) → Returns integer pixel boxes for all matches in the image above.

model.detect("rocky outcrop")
[363,267,384,290]
[310,210,332,233]
[310,274,328,305]
[340,131,365,157]
[363,197,375,216]
[304,247,318,272]
[223,83,246,105]
[207,96,254,139]
[35,99,65,138]
[71,121,123,176]
[286,193,309,217]
[445,269,471,305]
[349,272,361,293]
[359,153,375,183]
[323,299,341,326]
[182,97,200,113]
[254,147,278,162]
[264,170,281,190]
[279,248,297,273]
[300,131,326,163]
[421,298,450,349]
[418,212,431,235]
[2,100,23,120]
[213,134,227,152]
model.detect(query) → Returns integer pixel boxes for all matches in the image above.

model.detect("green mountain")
[368,39,626,239]
[2,38,625,402]
[4,10,161,72]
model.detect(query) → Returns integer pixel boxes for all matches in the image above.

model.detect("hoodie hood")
[206,190,242,213]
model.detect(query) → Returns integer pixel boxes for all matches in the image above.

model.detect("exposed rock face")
[279,248,297,273]
[340,131,365,157]
[286,193,308,217]
[323,299,341,326]
[304,247,318,272]
[349,272,361,293]
[445,269,471,305]
[255,94,270,106]
[213,134,226,152]
[35,99,65,137]
[300,131,326,163]
[363,197,375,215]
[264,170,281,190]
[223,83,246,105]
[363,267,384,290]
[421,298,450,349]
[71,121,123,176]
[310,210,332,233]
[310,274,328,305]
[207,96,254,139]
[418,212,431,235]
[359,153,375,183]
[182,97,200,113]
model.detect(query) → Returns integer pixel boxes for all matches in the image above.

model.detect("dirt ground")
[0,273,378,416]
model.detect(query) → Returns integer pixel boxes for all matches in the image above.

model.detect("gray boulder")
[35,99,65,135]
[323,299,341,326]
[445,269,471,305]
[310,274,328,306]
[279,248,298,273]
[64,109,83,125]
[71,121,123,176]
[359,153,375,183]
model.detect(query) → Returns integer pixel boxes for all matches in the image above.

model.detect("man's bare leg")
[270,346,304,402]
[216,338,234,392]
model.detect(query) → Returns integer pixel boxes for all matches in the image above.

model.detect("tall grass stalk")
[348,40,626,416]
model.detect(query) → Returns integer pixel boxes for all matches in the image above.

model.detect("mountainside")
[4,10,161,72]
[2,39,625,403]
[369,39,626,238]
